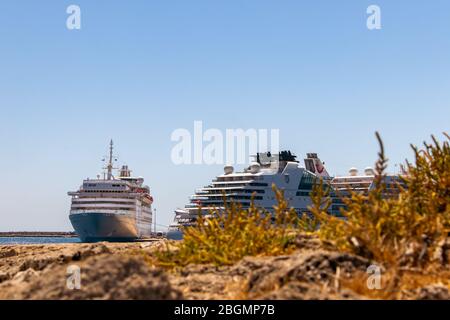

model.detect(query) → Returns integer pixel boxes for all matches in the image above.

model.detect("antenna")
[103,139,116,180]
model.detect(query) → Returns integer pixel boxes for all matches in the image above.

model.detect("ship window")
[297,172,317,191]
[249,182,268,187]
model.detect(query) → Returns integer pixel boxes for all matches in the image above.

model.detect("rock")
[2,239,449,300]
[139,242,156,249]
[0,272,10,283]
[241,250,371,299]
[12,268,39,283]
[432,238,450,266]
[0,242,159,277]
[260,281,363,300]
[292,233,322,250]
[166,249,370,300]
[19,258,54,272]
[3,255,182,300]
[0,249,17,259]
[416,285,450,300]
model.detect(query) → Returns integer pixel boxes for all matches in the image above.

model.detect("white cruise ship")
[329,167,403,213]
[167,151,332,239]
[68,141,153,242]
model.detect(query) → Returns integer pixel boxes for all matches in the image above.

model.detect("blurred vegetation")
[309,132,450,267]
[156,187,298,267]
[157,132,449,271]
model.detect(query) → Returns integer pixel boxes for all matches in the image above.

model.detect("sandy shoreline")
[1,238,449,300]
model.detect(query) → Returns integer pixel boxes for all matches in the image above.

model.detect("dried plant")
[157,131,449,275]
[156,186,298,267]
[310,132,450,267]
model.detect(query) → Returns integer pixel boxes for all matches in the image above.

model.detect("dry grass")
[309,132,450,268]
[154,132,449,301]
[156,187,298,267]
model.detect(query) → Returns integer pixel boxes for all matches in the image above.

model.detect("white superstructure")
[167,151,332,238]
[330,167,403,213]
[167,151,404,239]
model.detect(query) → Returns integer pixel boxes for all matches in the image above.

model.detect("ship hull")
[166,229,184,240]
[70,212,138,242]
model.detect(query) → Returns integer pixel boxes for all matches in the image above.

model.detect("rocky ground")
[0,237,449,300]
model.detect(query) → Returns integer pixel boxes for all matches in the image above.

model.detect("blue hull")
[69,212,138,242]
[166,229,184,240]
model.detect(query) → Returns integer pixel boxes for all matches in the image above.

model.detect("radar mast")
[105,139,115,180]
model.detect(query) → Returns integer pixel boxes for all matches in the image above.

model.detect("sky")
[0,1,449,231]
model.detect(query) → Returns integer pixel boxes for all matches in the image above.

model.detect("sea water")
[0,237,81,245]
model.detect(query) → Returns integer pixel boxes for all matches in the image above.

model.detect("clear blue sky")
[1,1,449,231]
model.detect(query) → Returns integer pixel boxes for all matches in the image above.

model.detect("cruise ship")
[167,151,332,239]
[167,151,404,239]
[329,167,403,213]
[68,141,153,242]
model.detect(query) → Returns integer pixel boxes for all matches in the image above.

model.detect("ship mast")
[107,139,114,180]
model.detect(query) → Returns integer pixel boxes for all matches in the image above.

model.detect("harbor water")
[0,237,81,245]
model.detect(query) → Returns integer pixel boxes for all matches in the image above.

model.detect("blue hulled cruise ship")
[68,141,153,242]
